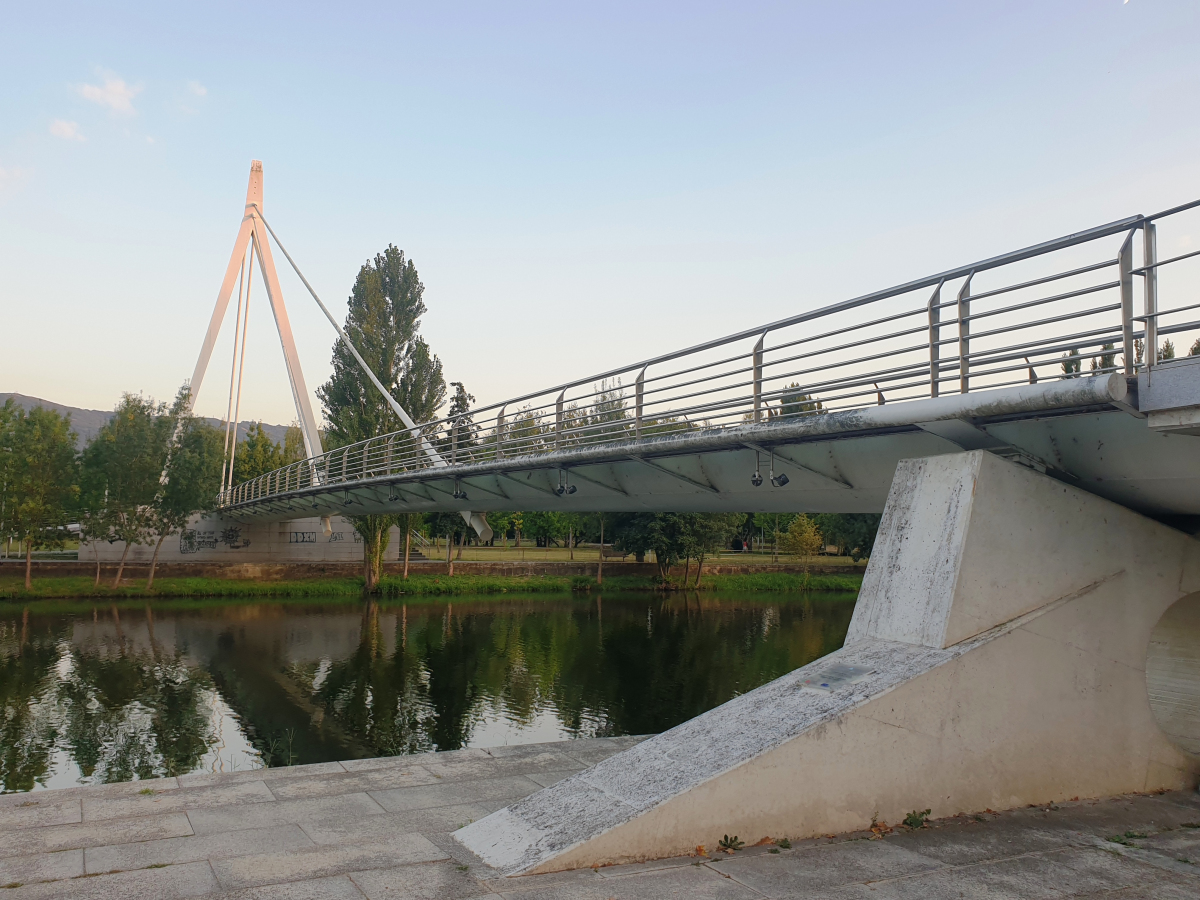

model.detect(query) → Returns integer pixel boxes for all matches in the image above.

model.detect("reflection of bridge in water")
[189,163,1200,875]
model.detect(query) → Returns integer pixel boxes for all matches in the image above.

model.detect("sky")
[1,1,1198,427]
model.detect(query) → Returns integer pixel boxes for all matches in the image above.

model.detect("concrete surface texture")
[456,450,1200,874]
[1,738,1199,898]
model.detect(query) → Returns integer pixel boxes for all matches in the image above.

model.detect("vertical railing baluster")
[496,406,506,459]
[928,279,944,398]
[451,421,459,465]
[958,272,974,394]
[753,333,765,422]
[1119,230,1135,376]
[555,391,564,450]
[1143,223,1157,375]
[635,367,646,439]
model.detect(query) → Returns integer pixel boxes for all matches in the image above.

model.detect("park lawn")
[0,570,863,602]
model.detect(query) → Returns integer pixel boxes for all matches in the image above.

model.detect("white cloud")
[187,80,207,97]
[50,119,85,141]
[0,162,32,192]
[78,73,141,115]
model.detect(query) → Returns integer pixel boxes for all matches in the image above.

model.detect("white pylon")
[188,161,324,459]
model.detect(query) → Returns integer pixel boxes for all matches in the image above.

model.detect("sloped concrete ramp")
[455,450,1200,875]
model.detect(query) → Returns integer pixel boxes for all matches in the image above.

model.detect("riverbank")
[0,570,863,601]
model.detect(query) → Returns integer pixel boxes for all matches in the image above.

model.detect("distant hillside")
[0,393,293,449]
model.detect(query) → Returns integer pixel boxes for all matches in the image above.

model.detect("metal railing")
[219,199,1200,508]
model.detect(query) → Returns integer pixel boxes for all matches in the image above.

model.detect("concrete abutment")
[455,449,1200,875]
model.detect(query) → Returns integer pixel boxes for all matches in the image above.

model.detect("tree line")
[0,388,303,590]
[3,243,878,594]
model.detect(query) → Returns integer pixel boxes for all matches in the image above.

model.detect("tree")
[687,513,744,587]
[281,424,306,465]
[1090,343,1117,373]
[1061,348,1083,378]
[524,511,566,547]
[779,514,824,570]
[0,400,17,560]
[608,512,655,562]
[145,385,225,589]
[813,513,880,562]
[5,406,78,588]
[317,245,447,592]
[752,512,796,562]
[231,423,284,484]
[446,382,478,455]
[80,394,165,587]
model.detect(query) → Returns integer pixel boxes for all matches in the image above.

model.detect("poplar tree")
[318,245,447,591]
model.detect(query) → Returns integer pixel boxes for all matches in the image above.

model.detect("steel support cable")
[227,245,255,492]
[220,252,247,496]
[250,207,445,469]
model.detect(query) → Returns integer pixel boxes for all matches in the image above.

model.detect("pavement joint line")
[1079,833,1200,878]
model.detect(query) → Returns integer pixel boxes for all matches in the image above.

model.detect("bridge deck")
[2,738,1197,898]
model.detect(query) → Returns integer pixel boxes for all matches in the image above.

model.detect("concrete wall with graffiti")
[81,515,406,563]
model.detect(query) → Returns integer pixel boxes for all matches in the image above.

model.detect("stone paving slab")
[0,810,195,857]
[186,792,387,836]
[1,737,1196,899]
[84,823,314,874]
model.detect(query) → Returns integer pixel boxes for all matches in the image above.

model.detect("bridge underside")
[223,374,1200,526]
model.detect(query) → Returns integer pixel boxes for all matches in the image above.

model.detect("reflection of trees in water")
[0,607,217,790]
[0,613,63,792]
[59,646,215,782]
[305,593,855,755]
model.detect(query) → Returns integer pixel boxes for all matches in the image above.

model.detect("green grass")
[1,570,863,603]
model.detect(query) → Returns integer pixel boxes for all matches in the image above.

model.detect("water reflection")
[0,592,855,792]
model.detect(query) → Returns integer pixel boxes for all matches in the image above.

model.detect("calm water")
[0,592,855,793]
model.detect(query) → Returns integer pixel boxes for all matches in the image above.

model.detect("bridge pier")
[455,449,1200,875]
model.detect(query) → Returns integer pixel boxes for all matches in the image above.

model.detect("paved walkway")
[0,737,1197,898]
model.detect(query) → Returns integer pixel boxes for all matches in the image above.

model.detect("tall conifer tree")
[318,245,447,590]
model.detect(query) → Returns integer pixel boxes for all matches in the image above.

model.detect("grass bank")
[0,571,862,602]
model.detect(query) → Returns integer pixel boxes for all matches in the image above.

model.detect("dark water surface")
[0,592,856,792]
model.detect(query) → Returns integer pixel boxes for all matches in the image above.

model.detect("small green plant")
[776,838,791,849]
[138,787,156,796]
[718,834,744,852]
[903,809,932,829]
[456,864,470,873]
[1182,822,1200,829]
[1106,831,1147,846]
[768,848,779,854]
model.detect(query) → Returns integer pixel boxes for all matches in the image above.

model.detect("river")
[0,591,856,792]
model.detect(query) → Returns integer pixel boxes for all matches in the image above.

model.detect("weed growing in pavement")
[903,809,932,829]
[718,834,744,852]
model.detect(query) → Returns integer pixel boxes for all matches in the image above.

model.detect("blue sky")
[1,1,1198,426]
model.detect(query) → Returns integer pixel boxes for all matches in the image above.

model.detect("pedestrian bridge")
[189,163,1200,873]
[201,167,1200,529]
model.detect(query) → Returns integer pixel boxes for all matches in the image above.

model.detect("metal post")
[635,367,646,439]
[555,390,564,450]
[1119,230,1135,376]
[957,272,973,394]
[753,333,766,422]
[451,421,458,465]
[928,279,944,398]
[495,406,506,459]
[1143,223,1158,374]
